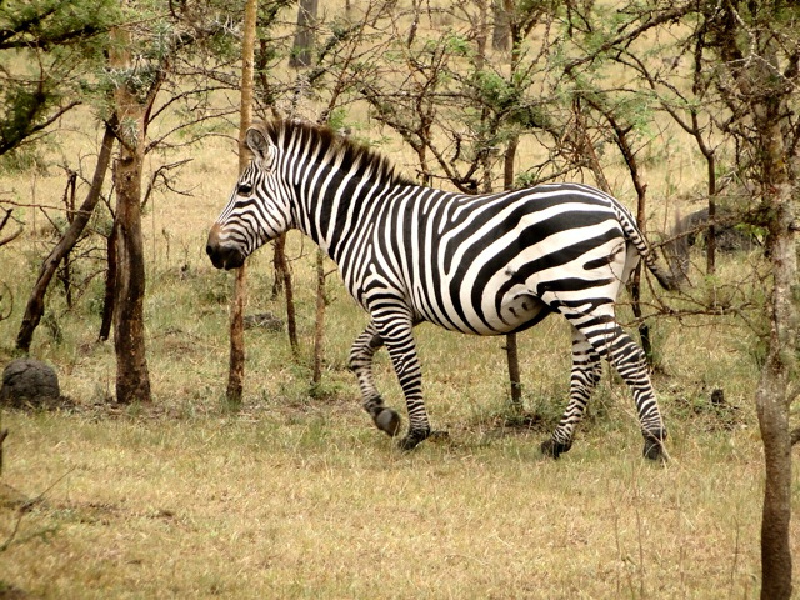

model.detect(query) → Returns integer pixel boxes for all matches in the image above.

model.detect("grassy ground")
[0,403,788,600]
[1,239,797,598]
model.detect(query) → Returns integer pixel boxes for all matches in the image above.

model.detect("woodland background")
[0,1,798,598]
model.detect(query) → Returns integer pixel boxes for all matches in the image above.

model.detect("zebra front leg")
[373,311,431,450]
[348,322,401,437]
[541,325,602,459]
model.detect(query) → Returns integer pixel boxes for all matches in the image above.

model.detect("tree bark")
[16,120,116,353]
[755,168,795,600]
[113,147,151,404]
[272,233,298,356]
[110,23,151,405]
[61,170,76,308]
[504,135,522,407]
[227,267,246,406]
[227,0,257,407]
[312,248,326,387]
[492,0,509,51]
[725,7,797,596]
[289,0,318,68]
[99,224,116,342]
[755,182,795,600]
[705,151,717,275]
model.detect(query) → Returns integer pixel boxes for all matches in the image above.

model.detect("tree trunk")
[580,93,654,367]
[705,152,717,275]
[312,248,326,387]
[272,233,298,356]
[227,267,246,406]
[492,0,509,51]
[271,234,285,298]
[704,4,796,593]
[113,147,151,404]
[630,185,653,365]
[226,0,257,407]
[755,181,795,600]
[99,224,116,341]
[504,136,522,407]
[111,23,151,405]
[61,171,76,308]
[289,0,318,69]
[734,12,795,597]
[16,120,115,353]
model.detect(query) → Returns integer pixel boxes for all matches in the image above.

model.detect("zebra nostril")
[205,244,213,256]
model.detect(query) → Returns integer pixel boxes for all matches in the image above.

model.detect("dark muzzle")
[206,223,245,270]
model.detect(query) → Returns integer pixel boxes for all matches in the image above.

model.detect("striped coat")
[207,120,675,459]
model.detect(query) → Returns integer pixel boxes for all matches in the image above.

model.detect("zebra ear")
[245,126,274,169]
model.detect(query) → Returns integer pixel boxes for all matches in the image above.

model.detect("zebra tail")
[612,200,680,292]
[648,261,680,292]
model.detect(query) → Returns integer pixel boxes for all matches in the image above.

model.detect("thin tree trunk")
[227,0,257,408]
[272,233,298,355]
[631,187,653,365]
[62,171,76,308]
[492,0,509,51]
[289,0,318,69]
[312,248,326,387]
[272,235,285,298]
[99,224,116,341]
[504,136,522,407]
[113,148,151,404]
[16,120,116,353]
[581,94,654,366]
[477,0,522,407]
[227,267,246,406]
[705,152,717,275]
[283,249,299,357]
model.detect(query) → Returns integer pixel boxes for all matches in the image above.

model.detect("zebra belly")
[460,290,549,335]
[416,286,549,336]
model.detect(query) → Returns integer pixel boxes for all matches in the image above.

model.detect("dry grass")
[1,234,794,598]
[0,406,787,600]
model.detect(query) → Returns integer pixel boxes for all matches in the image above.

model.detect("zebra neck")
[299,175,404,264]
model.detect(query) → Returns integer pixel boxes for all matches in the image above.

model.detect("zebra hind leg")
[541,325,602,459]
[588,322,667,461]
[348,323,401,437]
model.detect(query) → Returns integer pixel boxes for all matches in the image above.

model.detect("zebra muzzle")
[206,224,246,270]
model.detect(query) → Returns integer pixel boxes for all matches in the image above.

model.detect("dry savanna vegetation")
[1,1,799,598]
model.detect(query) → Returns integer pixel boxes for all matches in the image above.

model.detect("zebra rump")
[207,119,677,460]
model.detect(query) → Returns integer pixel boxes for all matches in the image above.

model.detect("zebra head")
[206,124,294,270]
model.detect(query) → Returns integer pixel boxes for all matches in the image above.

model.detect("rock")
[0,358,61,409]
[674,206,759,252]
[666,205,761,281]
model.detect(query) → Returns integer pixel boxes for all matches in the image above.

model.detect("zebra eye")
[237,183,253,196]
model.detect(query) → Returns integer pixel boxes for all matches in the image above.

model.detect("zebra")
[206,119,677,460]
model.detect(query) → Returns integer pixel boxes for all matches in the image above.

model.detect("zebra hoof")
[643,435,666,462]
[540,439,571,459]
[398,427,431,451]
[374,408,401,437]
